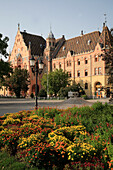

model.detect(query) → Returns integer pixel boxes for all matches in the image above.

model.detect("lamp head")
[30,55,35,68]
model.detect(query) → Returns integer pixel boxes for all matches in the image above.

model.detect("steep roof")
[20,31,46,56]
[55,31,101,58]
[98,26,113,48]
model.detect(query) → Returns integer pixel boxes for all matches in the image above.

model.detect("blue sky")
[0,0,113,59]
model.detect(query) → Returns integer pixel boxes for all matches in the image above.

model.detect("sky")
[0,0,113,61]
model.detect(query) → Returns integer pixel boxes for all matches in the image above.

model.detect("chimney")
[81,30,83,35]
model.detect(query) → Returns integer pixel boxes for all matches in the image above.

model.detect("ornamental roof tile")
[20,31,46,56]
[54,31,101,58]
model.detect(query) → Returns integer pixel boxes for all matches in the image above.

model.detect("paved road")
[0,98,64,115]
[0,98,110,116]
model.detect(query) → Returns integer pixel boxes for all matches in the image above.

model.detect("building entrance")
[95,82,102,98]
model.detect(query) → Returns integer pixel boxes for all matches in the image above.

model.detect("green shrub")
[81,94,88,99]
[38,89,47,97]
[30,93,34,98]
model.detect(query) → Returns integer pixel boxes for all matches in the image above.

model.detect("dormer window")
[77,59,80,65]
[70,50,74,55]
[63,46,66,51]
[88,39,91,45]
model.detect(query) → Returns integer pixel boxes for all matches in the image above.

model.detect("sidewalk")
[0,97,109,104]
[87,98,109,104]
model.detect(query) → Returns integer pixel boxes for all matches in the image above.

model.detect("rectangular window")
[59,62,61,69]
[85,83,88,89]
[98,56,101,61]
[98,67,101,75]
[77,70,80,77]
[78,59,80,65]
[94,68,98,75]
[85,70,88,76]
[95,56,98,62]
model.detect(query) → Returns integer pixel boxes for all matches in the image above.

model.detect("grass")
[0,152,38,170]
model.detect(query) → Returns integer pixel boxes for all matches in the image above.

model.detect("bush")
[38,89,47,97]
[81,94,88,99]
[58,83,85,98]
[0,103,112,169]
[30,93,34,98]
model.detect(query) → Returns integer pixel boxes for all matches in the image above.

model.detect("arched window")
[77,70,80,77]
[95,55,98,62]
[85,69,88,76]
[59,62,61,69]
[85,58,88,64]
[77,59,80,65]
[18,65,21,69]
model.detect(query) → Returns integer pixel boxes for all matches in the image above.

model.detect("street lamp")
[30,55,44,110]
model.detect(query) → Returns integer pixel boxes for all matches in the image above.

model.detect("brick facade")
[6,23,113,98]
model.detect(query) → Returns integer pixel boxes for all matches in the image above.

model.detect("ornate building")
[9,24,46,96]
[8,23,113,98]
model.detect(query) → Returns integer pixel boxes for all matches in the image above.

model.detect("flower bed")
[0,102,113,169]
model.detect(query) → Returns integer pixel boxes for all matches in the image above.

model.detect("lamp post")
[30,55,44,110]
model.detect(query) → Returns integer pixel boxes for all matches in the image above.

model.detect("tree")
[41,69,69,96]
[0,60,13,88]
[0,33,13,87]
[102,47,113,84]
[58,82,85,98]
[0,33,9,59]
[6,68,30,98]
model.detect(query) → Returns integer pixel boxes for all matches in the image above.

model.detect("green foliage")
[5,68,30,98]
[0,102,113,169]
[0,33,9,58]
[0,151,28,170]
[38,88,47,97]
[41,69,69,96]
[30,93,34,98]
[58,82,85,98]
[81,94,88,99]
[0,60,13,88]
[0,34,13,88]
[101,47,113,85]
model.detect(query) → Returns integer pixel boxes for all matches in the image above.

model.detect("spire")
[104,13,107,26]
[18,23,20,31]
